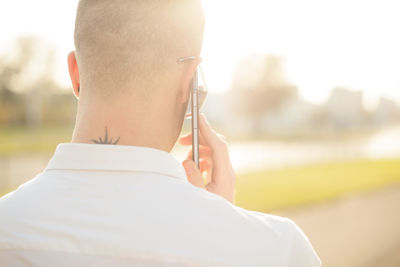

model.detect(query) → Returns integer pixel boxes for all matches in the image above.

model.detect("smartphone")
[191,70,200,168]
[185,66,207,169]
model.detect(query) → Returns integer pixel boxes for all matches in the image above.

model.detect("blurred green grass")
[235,159,400,212]
[0,126,72,156]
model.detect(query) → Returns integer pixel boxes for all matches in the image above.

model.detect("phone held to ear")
[191,70,200,168]
[185,67,208,169]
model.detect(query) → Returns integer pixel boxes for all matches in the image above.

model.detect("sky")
[1,0,399,109]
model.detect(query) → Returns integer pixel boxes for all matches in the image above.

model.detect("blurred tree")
[229,54,298,134]
[0,35,58,128]
[0,55,25,125]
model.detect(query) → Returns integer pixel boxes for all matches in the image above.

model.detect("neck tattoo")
[91,127,121,145]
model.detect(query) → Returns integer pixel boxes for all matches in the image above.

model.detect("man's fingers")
[182,159,206,189]
[179,114,227,152]
[199,160,213,184]
[178,133,191,145]
[181,114,236,204]
[198,114,228,152]
[199,159,212,174]
[198,114,230,169]
[179,132,207,146]
[185,145,212,161]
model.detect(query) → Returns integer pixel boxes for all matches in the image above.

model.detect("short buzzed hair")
[74,0,204,98]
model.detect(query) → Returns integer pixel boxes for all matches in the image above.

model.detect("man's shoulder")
[185,187,321,266]
[184,182,293,228]
[230,204,300,241]
[233,206,320,266]
[0,173,41,205]
[183,184,300,241]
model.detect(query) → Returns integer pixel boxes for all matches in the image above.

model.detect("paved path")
[277,184,400,267]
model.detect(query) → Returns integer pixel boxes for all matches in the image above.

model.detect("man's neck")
[71,98,178,152]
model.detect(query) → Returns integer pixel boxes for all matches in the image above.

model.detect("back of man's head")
[74,0,204,100]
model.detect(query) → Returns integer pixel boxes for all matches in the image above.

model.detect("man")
[0,0,321,266]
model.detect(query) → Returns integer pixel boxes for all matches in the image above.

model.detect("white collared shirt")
[0,143,321,266]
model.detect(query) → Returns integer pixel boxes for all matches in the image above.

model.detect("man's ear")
[67,51,80,99]
[178,57,202,103]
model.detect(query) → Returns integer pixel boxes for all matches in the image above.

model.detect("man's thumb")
[182,159,205,189]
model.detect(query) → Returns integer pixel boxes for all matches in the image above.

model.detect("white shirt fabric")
[0,143,321,267]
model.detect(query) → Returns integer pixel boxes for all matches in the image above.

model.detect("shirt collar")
[45,143,188,182]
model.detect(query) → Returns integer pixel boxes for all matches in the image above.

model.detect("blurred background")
[1,0,400,266]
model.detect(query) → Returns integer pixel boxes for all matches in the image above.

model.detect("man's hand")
[179,114,236,203]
